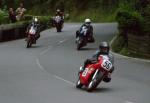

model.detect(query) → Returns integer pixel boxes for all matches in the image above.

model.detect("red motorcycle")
[26,26,37,48]
[76,55,113,92]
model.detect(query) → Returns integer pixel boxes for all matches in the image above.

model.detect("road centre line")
[57,39,67,45]
[36,58,45,71]
[39,46,52,56]
[37,38,74,85]
[39,39,67,56]
[36,58,74,86]
[53,75,74,85]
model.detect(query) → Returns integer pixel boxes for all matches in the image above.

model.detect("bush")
[38,16,51,30]
[116,8,143,36]
[113,2,150,59]
[115,2,144,51]
[0,9,9,24]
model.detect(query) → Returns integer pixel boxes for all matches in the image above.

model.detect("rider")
[55,9,64,20]
[76,18,94,40]
[53,9,64,28]
[26,17,40,42]
[79,42,114,82]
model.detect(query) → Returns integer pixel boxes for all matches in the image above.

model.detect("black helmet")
[99,42,110,54]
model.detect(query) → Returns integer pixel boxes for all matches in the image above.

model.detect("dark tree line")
[1,0,149,13]
[0,0,122,10]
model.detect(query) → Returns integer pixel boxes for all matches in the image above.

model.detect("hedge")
[0,15,51,42]
[114,3,150,59]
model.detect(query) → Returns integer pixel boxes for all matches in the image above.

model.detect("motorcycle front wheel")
[77,43,81,50]
[87,71,103,92]
[76,78,83,89]
[26,38,32,48]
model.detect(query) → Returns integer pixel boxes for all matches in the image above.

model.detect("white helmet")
[85,18,91,23]
[56,9,60,12]
[34,17,38,22]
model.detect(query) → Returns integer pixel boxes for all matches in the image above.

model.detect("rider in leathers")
[80,42,114,82]
[55,9,64,23]
[26,18,40,43]
[76,18,94,41]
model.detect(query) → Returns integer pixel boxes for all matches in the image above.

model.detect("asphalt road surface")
[0,23,150,103]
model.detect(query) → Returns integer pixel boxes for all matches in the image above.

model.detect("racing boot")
[103,73,111,83]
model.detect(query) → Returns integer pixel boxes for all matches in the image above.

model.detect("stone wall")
[128,34,150,58]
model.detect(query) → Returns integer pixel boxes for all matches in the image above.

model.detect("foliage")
[113,0,150,59]
[69,9,116,22]
[116,9,143,35]
[0,9,9,24]
[38,16,51,30]
[116,1,150,36]
[0,0,125,22]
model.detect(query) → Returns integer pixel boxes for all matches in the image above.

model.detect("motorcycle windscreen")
[80,67,95,86]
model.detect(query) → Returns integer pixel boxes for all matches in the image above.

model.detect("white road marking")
[36,38,75,86]
[36,58,74,86]
[40,46,52,55]
[36,58,45,71]
[126,101,134,103]
[57,39,67,45]
[53,75,75,85]
[39,39,67,56]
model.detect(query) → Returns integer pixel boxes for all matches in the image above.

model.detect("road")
[0,23,150,103]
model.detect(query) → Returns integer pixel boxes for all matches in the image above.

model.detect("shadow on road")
[73,86,114,93]
[94,87,114,93]
[26,45,42,49]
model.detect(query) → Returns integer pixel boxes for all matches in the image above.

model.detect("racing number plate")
[101,59,112,71]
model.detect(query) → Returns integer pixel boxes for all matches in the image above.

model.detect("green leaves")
[116,1,145,36]
[0,9,9,24]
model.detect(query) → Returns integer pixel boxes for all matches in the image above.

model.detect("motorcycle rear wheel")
[56,24,62,32]
[88,37,95,43]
